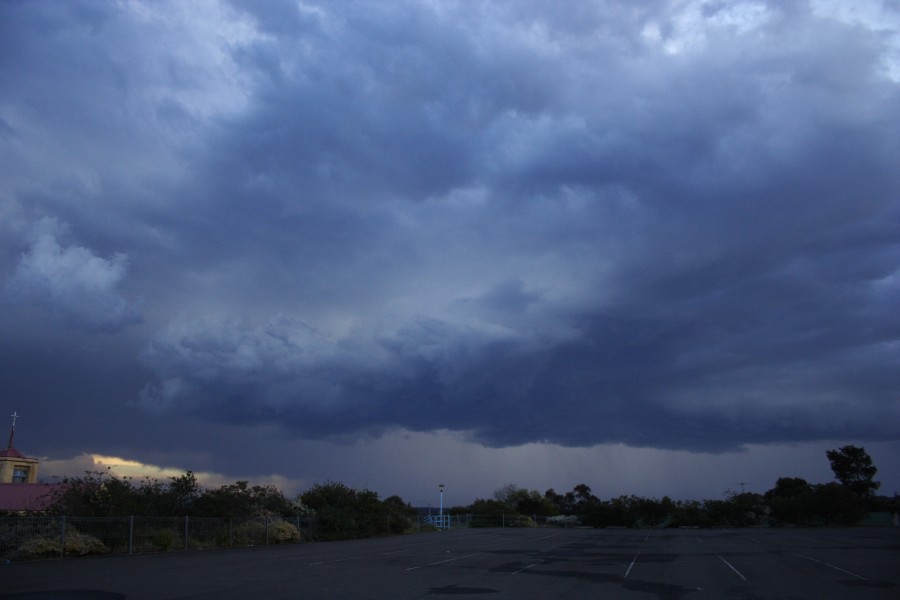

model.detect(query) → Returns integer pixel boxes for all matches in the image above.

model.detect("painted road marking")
[794,553,868,581]
[512,562,540,574]
[625,552,640,578]
[537,533,562,540]
[716,554,747,581]
[405,552,481,571]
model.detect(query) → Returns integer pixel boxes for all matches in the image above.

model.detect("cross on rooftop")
[7,411,18,449]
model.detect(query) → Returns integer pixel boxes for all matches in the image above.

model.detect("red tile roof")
[0,446,27,458]
[0,483,60,511]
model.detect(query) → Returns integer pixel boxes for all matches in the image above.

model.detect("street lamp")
[439,484,445,518]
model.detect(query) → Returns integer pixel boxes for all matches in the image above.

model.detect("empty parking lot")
[1,527,898,599]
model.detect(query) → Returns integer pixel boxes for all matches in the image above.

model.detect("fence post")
[185,516,189,550]
[129,516,134,555]
[60,516,66,558]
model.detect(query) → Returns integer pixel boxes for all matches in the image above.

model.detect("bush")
[65,531,109,556]
[233,520,266,545]
[269,519,300,543]
[11,537,61,560]
[302,482,394,540]
[150,528,180,551]
[387,514,413,534]
[546,515,579,527]
[12,530,108,561]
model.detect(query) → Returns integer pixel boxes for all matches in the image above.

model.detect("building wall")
[0,456,39,483]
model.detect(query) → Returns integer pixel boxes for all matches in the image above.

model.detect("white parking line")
[794,553,868,581]
[716,554,747,581]
[537,533,562,540]
[625,552,640,578]
[512,562,539,574]
[405,552,481,571]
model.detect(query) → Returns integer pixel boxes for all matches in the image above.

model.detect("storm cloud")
[7,218,139,330]
[1,0,898,500]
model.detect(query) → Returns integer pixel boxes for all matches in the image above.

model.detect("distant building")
[0,412,38,484]
[0,412,56,512]
[0,483,58,512]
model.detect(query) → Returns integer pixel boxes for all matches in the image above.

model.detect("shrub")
[65,531,109,556]
[150,528,180,551]
[233,520,266,545]
[11,537,61,561]
[546,515,579,527]
[12,530,108,561]
[269,519,300,543]
[387,514,413,534]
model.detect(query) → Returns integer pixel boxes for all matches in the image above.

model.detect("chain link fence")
[1,513,565,561]
[418,513,570,528]
[0,515,317,561]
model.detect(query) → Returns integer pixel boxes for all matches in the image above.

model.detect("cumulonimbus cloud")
[1,1,898,464]
[6,218,140,330]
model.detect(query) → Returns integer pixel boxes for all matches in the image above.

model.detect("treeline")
[43,472,417,540]
[35,444,897,538]
[449,445,898,528]
[451,481,895,528]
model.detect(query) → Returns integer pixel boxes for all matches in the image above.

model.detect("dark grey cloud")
[6,218,140,330]
[1,0,898,497]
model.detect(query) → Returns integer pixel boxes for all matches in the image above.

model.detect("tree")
[511,489,558,517]
[826,445,880,497]
[544,488,578,515]
[166,471,203,513]
[809,483,866,525]
[765,477,813,525]
[719,492,766,527]
[193,480,293,517]
[46,469,137,517]
[382,495,417,534]
[300,481,390,540]
[467,498,507,517]
[131,471,203,515]
[572,483,596,506]
[492,483,522,508]
[492,484,557,516]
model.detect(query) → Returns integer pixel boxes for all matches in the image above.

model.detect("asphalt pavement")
[1,527,898,599]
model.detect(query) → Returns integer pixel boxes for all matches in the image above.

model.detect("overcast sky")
[2,0,899,505]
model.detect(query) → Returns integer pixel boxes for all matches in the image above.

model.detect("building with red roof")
[0,412,39,484]
[0,483,57,512]
[0,411,57,512]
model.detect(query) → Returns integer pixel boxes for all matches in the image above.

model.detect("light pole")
[439,484,445,518]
